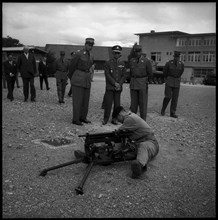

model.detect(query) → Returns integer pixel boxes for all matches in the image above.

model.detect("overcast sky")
[2,2,216,47]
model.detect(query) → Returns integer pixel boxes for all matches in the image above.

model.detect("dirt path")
[2,75,216,218]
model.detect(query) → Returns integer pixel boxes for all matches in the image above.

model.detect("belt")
[57,70,67,72]
[77,69,89,72]
[132,75,147,78]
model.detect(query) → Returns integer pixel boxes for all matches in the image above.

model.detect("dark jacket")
[17,53,37,78]
[38,61,49,77]
[163,59,184,88]
[69,49,94,88]
[104,58,127,91]
[54,58,69,80]
[4,60,17,81]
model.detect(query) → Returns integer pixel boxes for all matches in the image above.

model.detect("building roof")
[135,30,189,36]
[135,30,216,38]
[2,46,48,54]
[45,44,132,61]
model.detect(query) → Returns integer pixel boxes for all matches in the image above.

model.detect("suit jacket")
[17,53,36,78]
[164,59,184,88]
[38,61,49,77]
[4,60,17,81]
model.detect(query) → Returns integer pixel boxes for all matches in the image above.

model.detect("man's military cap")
[60,51,65,55]
[174,51,181,57]
[85,38,95,45]
[134,45,142,52]
[112,45,122,53]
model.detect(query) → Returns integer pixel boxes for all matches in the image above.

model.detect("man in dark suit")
[4,53,17,101]
[161,51,184,118]
[38,56,50,90]
[17,45,37,102]
[68,38,95,126]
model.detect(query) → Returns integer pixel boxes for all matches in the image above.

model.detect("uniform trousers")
[116,139,159,167]
[72,86,90,122]
[130,87,148,121]
[22,77,36,100]
[56,78,67,102]
[40,76,49,90]
[6,79,15,100]
[162,85,180,114]
[103,90,121,122]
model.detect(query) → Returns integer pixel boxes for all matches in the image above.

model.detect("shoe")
[31,99,36,102]
[61,101,65,103]
[74,150,86,159]
[161,110,165,116]
[24,98,28,102]
[47,88,50,90]
[111,118,118,125]
[131,160,143,179]
[10,98,14,101]
[102,120,108,125]
[72,121,83,126]
[80,119,91,124]
[17,86,20,88]
[170,114,178,118]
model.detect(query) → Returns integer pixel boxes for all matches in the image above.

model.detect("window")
[188,52,201,62]
[194,68,214,77]
[203,51,215,62]
[180,53,186,62]
[151,52,161,62]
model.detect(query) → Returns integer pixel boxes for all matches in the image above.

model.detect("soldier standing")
[54,51,69,104]
[129,45,152,121]
[102,45,127,125]
[68,38,95,126]
[160,51,184,118]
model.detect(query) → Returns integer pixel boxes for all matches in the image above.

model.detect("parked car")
[202,73,216,85]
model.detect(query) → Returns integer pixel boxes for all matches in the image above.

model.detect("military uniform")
[161,51,184,118]
[68,38,95,125]
[55,51,69,103]
[129,45,152,121]
[103,45,127,124]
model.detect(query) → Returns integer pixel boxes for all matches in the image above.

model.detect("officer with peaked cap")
[102,45,127,125]
[68,38,95,126]
[54,50,69,104]
[129,44,153,121]
[160,51,184,118]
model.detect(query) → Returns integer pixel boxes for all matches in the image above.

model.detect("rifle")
[39,130,136,195]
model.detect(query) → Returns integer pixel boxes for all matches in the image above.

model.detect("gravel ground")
[2,73,216,218]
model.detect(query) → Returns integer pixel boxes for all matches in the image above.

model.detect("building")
[45,44,132,70]
[135,30,216,83]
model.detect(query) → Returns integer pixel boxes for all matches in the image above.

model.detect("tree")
[2,36,23,47]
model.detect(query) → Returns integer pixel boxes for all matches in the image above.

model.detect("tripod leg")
[75,160,95,195]
[39,157,84,176]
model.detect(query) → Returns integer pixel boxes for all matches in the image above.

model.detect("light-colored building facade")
[135,30,216,83]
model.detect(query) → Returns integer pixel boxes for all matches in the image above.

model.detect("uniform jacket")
[4,60,17,81]
[164,59,184,88]
[38,61,49,77]
[54,58,69,80]
[129,55,153,90]
[104,58,127,91]
[17,53,36,78]
[69,49,94,89]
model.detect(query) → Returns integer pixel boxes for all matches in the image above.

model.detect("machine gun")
[39,130,136,195]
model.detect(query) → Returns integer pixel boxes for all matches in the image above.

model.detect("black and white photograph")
[2,2,216,218]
